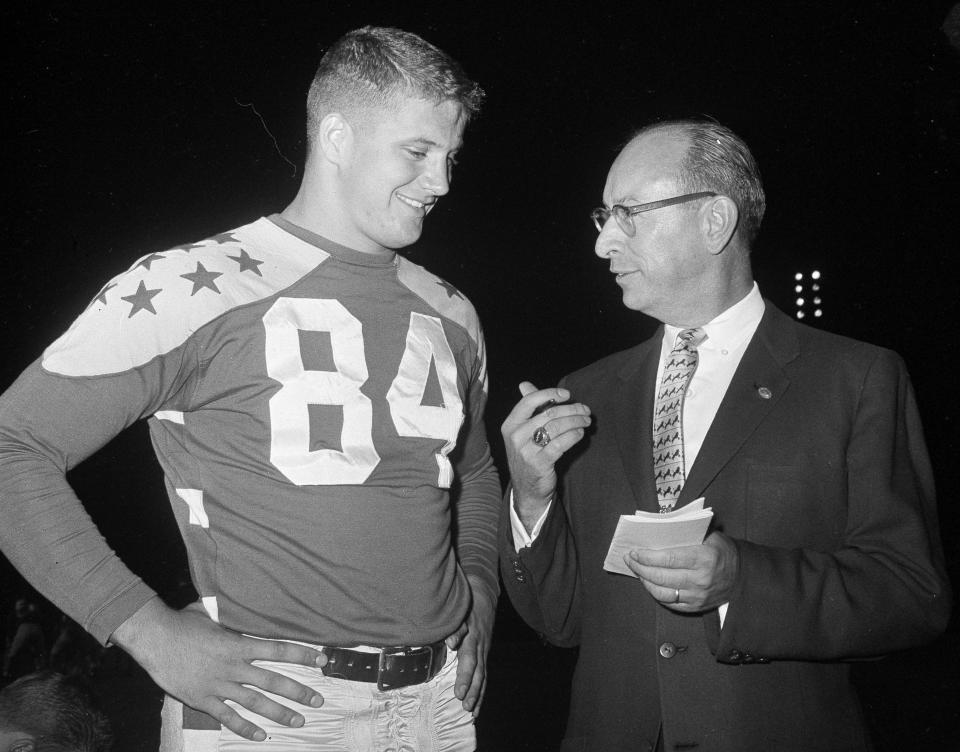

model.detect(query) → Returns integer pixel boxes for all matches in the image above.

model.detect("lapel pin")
[756,385,772,400]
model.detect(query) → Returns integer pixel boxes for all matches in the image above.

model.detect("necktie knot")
[676,327,706,351]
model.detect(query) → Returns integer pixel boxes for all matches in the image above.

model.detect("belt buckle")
[377,645,434,691]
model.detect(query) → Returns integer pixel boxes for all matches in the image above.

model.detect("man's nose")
[594,219,619,258]
[421,160,451,196]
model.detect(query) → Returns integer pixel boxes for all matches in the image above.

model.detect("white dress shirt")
[511,283,766,624]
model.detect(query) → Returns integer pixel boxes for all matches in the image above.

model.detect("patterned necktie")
[652,328,706,511]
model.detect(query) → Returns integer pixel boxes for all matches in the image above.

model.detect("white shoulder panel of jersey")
[43,218,331,377]
[395,257,481,346]
[395,257,487,392]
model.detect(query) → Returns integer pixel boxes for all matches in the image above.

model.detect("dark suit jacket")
[501,303,950,752]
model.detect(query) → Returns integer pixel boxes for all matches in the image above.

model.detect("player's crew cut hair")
[306,26,485,146]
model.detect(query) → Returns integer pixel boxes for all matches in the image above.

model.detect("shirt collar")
[268,214,398,268]
[663,282,765,352]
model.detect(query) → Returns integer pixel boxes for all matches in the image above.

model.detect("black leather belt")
[320,641,447,691]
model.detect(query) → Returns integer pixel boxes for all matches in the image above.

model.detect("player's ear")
[316,112,353,166]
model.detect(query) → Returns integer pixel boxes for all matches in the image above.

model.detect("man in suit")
[499,119,951,751]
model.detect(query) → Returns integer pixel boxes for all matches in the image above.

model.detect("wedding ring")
[674,588,681,604]
[532,426,551,447]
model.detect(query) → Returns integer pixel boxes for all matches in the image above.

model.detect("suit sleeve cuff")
[509,489,553,550]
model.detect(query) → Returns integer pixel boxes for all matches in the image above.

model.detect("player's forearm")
[0,358,176,644]
[453,457,501,600]
[0,444,157,644]
[0,380,157,647]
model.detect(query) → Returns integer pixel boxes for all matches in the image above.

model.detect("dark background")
[3,2,959,748]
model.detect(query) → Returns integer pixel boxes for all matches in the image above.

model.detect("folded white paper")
[603,498,713,576]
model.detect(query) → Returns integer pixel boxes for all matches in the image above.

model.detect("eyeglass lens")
[591,207,635,236]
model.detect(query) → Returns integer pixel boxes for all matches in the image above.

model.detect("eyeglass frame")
[590,191,718,236]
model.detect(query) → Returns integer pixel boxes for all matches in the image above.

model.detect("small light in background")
[793,270,824,321]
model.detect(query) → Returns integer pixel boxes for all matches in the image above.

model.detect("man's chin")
[620,292,649,313]
[381,225,424,251]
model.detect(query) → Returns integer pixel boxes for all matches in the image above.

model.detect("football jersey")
[0,216,500,646]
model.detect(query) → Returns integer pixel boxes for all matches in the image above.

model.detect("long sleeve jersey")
[0,215,500,646]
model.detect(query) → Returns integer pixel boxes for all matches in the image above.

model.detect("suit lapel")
[613,332,662,513]
[680,304,800,503]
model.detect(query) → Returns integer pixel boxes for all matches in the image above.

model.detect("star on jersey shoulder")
[121,280,162,317]
[94,282,117,306]
[180,262,223,295]
[436,279,464,299]
[169,241,209,254]
[169,231,241,256]
[226,248,264,276]
[136,253,166,271]
[208,231,241,245]
[43,216,334,378]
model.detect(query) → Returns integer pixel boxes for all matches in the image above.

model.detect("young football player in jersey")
[0,27,499,750]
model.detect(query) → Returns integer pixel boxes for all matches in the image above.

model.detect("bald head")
[607,128,691,209]
[629,120,766,247]
[594,121,756,326]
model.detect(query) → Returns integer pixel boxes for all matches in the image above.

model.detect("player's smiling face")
[339,97,465,253]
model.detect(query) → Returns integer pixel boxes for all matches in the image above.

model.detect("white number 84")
[263,298,463,487]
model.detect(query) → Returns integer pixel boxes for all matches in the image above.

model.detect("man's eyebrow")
[402,137,441,146]
[402,136,462,151]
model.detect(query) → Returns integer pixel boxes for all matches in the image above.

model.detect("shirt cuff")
[509,489,552,551]
[718,602,729,628]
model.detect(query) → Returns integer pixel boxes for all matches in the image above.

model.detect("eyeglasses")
[589,192,718,236]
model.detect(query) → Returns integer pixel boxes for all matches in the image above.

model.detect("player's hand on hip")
[501,382,591,514]
[112,598,326,741]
